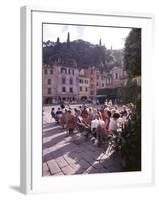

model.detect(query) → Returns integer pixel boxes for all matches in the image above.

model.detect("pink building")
[42,63,79,104]
[42,63,127,104]
[84,67,97,100]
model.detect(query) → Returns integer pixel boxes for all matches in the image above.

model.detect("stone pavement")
[42,122,124,176]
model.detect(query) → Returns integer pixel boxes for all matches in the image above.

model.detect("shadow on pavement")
[43,124,124,175]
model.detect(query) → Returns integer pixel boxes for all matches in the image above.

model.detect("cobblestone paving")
[42,105,124,176]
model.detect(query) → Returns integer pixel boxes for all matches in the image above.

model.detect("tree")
[123,28,141,77]
[99,38,102,46]
[112,49,123,66]
[56,37,60,44]
[67,32,70,48]
[120,28,142,171]
[43,38,115,69]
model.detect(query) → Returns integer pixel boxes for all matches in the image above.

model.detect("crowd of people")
[49,100,134,146]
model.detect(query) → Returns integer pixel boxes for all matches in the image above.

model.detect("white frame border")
[20,6,155,194]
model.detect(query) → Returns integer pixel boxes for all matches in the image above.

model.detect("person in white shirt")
[109,112,120,133]
[91,115,99,137]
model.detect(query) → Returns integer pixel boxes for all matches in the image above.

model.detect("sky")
[43,24,132,50]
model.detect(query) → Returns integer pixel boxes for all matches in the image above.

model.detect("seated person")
[60,101,65,109]
[88,107,94,123]
[60,109,69,129]
[51,107,56,119]
[75,109,90,135]
[81,106,89,125]
[102,109,111,134]
[120,105,128,118]
[66,110,76,135]
[55,107,63,124]
[91,115,99,137]
[96,113,106,146]
[109,112,120,134]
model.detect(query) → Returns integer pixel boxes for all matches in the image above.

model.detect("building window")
[61,68,67,74]
[108,78,110,84]
[44,69,47,74]
[91,91,93,95]
[80,86,82,91]
[91,78,93,81]
[70,87,73,93]
[72,69,74,75]
[62,77,66,84]
[107,78,111,85]
[76,77,79,83]
[70,79,73,85]
[85,87,88,92]
[91,84,93,89]
[48,88,51,94]
[115,73,118,79]
[91,69,93,74]
[68,69,71,74]
[48,79,51,85]
[96,82,99,86]
[97,75,99,80]
[102,83,104,87]
[50,69,53,74]
[62,87,66,93]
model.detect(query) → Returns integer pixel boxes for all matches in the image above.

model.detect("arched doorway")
[81,96,87,101]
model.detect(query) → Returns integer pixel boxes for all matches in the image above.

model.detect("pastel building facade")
[107,66,127,88]
[84,67,97,100]
[79,69,90,100]
[43,64,58,104]
[96,70,108,89]
[42,63,79,104]
[42,63,127,104]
